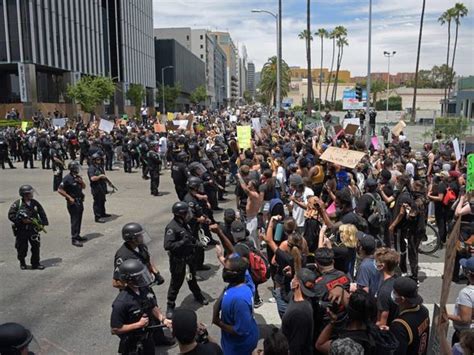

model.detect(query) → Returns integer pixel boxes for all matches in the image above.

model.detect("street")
[0,162,464,354]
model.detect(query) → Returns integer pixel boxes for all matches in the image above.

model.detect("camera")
[318,300,338,313]
[195,327,209,344]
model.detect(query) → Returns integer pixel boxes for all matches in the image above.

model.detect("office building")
[247,62,256,99]
[155,39,205,112]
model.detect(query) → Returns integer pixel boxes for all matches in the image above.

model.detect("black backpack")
[366,193,389,227]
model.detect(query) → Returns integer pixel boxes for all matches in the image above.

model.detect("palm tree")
[330,26,348,104]
[259,56,291,108]
[298,29,314,115]
[316,28,329,112]
[439,7,456,116]
[325,29,336,106]
[449,3,468,96]
[411,0,426,123]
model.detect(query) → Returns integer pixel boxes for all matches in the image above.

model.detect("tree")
[157,83,181,113]
[126,83,145,117]
[67,76,115,116]
[243,90,254,104]
[325,29,337,105]
[259,56,291,108]
[330,26,348,104]
[190,85,207,107]
[298,26,313,116]
[316,28,329,112]
[449,3,468,96]
[411,0,426,123]
[439,7,456,116]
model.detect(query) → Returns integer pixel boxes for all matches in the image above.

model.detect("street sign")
[343,88,368,110]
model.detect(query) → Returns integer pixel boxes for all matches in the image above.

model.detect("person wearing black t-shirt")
[172,308,223,355]
[374,248,400,327]
[428,172,448,244]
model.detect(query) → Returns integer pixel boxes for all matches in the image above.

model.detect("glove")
[153,272,165,286]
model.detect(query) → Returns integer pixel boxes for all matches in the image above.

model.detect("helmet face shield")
[136,229,152,245]
[129,268,154,287]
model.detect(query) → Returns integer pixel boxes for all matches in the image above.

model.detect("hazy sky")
[154,0,474,76]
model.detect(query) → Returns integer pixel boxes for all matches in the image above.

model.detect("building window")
[186,35,189,40]
[200,35,203,40]
[200,44,203,49]
[200,54,203,59]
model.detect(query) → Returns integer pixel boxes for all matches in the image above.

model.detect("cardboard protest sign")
[453,138,461,161]
[98,119,114,133]
[344,124,359,136]
[167,112,175,121]
[391,120,406,136]
[467,153,474,192]
[343,117,360,129]
[334,125,344,134]
[237,126,252,150]
[320,147,366,169]
[52,118,66,128]
[440,219,461,309]
[20,121,28,132]
[154,123,166,133]
[371,136,380,150]
[427,304,441,355]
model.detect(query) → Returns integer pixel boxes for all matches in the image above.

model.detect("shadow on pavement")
[42,257,63,268]
[104,214,121,222]
[180,292,215,313]
[196,263,220,282]
[83,233,104,242]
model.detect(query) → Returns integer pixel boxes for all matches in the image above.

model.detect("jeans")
[272,288,288,319]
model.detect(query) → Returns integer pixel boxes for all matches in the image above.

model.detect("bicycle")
[418,222,440,255]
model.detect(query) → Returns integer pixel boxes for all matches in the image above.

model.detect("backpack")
[442,187,457,206]
[366,193,389,227]
[247,248,270,285]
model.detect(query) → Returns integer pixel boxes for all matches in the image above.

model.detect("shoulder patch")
[166,229,174,235]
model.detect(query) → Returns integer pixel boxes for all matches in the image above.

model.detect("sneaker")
[31,264,45,270]
[76,236,88,242]
[195,296,209,306]
[20,264,27,270]
[254,297,264,308]
[95,218,106,223]
[166,305,175,319]
[72,239,84,247]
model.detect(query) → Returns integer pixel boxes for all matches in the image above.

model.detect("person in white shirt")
[288,174,313,234]
[158,135,168,169]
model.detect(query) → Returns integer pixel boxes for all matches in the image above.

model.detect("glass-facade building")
[0,0,155,116]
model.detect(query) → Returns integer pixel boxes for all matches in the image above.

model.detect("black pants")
[105,152,113,171]
[23,153,34,168]
[53,172,63,191]
[41,150,50,169]
[304,219,321,253]
[0,153,14,168]
[167,254,202,307]
[397,228,420,278]
[123,154,132,173]
[435,205,448,244]
[370,123,376,136]
[93,193,106,218]
[150,170,160,194]
[118,335,154,355]
[67,201,84,239]
[15,232,40,266]
[175,185,187,201]
[141,162,149,178]
[80,151,88,165]
[206,187,218,210]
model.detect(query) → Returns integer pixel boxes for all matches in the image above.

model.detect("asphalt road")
[0,161,463,354]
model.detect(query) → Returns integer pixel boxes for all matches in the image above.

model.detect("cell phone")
[274,222,284,242]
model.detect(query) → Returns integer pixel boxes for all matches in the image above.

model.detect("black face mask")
[222,268,244,284]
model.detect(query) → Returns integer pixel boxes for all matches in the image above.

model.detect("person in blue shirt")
[354,233,381,299]
[212,255,259,355]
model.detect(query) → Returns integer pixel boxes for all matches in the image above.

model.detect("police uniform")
[8,198,48,268]
[59,173,85,241]
[113,244,152,281]
[38,135,50,169]
[102,136,115,171]
[51,147,64,191]
[0,135,15,169]
[21,138,34,168]
[147,149,161,196]
[163,217,204,309]
[88,162,108,220]
[122,140,133,173]
[171,161,188,200]
[79,136,90,165]
[111,287,158,354]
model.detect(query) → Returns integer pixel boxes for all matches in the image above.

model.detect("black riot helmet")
[68,161,80,174]
[19,185,34,197]
[172,201,190,216]
[187,176,203,190]
[122,222,144,242]
[0,322,33,354]
[91,152,102,161]
[118,259,154,287]
[176,151,188,162]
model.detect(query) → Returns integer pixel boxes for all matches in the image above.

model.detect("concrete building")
[351,72,416,86]
[211,31,239,106]
[285,78,356,107]
[0,0,155,118]
[452,76,474,118]
[155,39,205,112]
[213,40,227,109]
[247,62,256,99]
[238,45,248,103]
[290,67,352,83]
[391,87,444,111]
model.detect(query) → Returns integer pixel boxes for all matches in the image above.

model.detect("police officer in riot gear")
[88,153,111,223]
[78,131,90,166]
[102,133,115,171]
[139,141,149,180]
[0,322,35,354]
[171,151,189,200]
[0,132,15,169]
[164,202,209,319]
[147,141,162,196]
[8,185,48,270]
[51,141,65,191]
[58,161,87,247]
[111,259,174,354]
[113,223,165,289]
[38,131,51,169]
[122,137,133,173]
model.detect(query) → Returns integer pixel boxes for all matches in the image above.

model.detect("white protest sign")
[52,118,66,128]
[230,115,238,122]
[343,118,360,129]
[252,117,261,133]
[98,119,114,133]
[453,138,461,161]
[173,120,188,130]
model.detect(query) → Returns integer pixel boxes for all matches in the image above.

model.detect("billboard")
[343,88,368,110]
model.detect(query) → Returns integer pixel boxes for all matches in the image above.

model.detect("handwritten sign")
[343,117,360,129]
[453,138,461,161]
[167,112,175,121]
[98,119,114,133]
[154,123,166,133]
[371,136,380,150]
[52,118,66,128]
[237,126,252,150]
[252,117,261,133]
[467,153,474,192]
[391,120,406,136]
[20,121,28,132]
[320,147,366,169]
[345,124,359,136]
[427,304,441,355]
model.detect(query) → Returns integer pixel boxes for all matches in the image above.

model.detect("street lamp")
[252,9,281,113]
[161,65,173,114]
[383,51,396,120]
[365,0,373,147]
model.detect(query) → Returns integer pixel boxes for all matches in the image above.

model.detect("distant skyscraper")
[247,62,256,98]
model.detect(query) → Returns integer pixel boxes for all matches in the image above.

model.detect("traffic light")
[355,85,363,102]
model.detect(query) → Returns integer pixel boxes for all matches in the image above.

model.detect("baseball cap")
[460,256,474,272]
[435,171,449,178]
[296,268,316,298]
[314,247,334,266]
[224,209,236,220]
[172,308,197,344]
[449,170,461,178]
[231,221,247,242]
[365,178,378,188]
[393,277,423,305]
[289,174,304,186]
[356,232,376,253]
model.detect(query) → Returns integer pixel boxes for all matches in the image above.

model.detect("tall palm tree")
[449,3,469,96]
[316,28,329,112]
[411,0,426,123]
[325,29,336,106]
[330,26,348,104]
[259,56,291,108]
[439,8,456,116]
[298,29,314,115]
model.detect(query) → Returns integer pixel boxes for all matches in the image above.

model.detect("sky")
[154,0,474,77]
